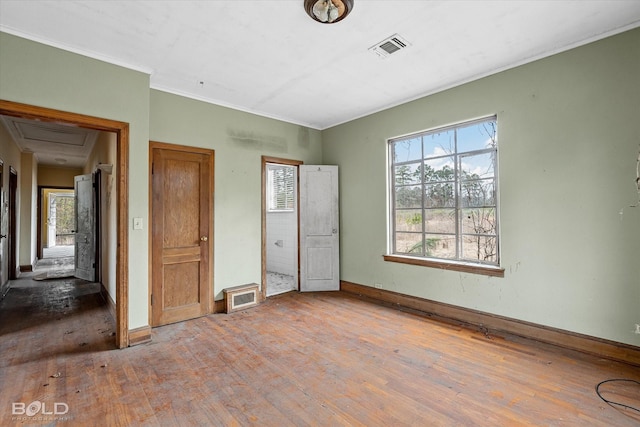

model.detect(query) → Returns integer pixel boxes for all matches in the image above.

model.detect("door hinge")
[151,163,154,174]
[150,293,153,305]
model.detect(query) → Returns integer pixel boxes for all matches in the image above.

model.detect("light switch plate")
[133,217,143,230]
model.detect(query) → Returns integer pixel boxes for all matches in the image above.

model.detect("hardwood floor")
[1,276,639,426]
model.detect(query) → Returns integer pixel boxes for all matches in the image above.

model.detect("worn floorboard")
[1,276,639,426]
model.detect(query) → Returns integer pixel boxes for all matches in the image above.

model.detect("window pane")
[267,165,295,211]
[395,232,425,254]
[395,185,422,209]
[424,129,455,159]
[395,209,422,232]
[424,183,455,208]
[461,208,497,235]
[460,152,495,179]
[393,137,422,163]
[394,163,421,185]
[460,179,495,207]
[424,158,455,182]
[426,234,456,259]
[457,120,497,153]
[424,209,456,234]
[461,235,498,263]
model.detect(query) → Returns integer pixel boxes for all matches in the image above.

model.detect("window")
[388,116,499,268]
[267,164,295,211]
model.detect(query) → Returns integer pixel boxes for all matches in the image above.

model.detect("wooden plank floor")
[1,276,639,426]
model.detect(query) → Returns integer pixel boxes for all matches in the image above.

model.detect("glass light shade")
[304,0,354,24]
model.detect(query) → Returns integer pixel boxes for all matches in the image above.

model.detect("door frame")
[149,141,215,326]
[260,156,303,301]
[0,100,130,349]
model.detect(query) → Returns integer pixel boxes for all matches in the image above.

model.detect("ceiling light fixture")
[304,0,354,24]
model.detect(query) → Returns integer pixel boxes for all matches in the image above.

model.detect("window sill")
[383,255,505,277]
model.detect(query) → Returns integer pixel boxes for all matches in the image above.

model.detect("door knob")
[200,236,208,242]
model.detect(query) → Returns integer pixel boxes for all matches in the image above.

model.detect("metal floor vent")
[224,283,260,313]
[369,34,410,58]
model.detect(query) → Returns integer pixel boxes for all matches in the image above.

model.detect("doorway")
[265,163,298,296]
[261,160,340,300]
[0,100,130,348]
[261,156,303,300]
[38,187,75,260]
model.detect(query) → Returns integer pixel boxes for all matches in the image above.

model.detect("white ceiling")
[1,1,640,131]
[0,115,98,168]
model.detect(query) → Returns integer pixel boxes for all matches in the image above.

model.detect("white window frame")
[386,116,504,276]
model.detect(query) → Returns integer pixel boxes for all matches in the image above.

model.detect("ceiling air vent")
[369,34,411,58]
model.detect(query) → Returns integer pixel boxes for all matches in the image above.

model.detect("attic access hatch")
[369,34,411,58]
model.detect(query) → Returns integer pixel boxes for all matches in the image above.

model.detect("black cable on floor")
[595,378,640,412]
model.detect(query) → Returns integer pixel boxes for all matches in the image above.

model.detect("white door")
[74,174,95,281]
[300,165,339,292]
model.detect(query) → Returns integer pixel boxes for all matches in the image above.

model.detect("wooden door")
[75,174,95,281]
[299,165,340,292]
[151,143,213,326]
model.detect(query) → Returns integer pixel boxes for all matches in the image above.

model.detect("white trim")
[0,27,154,75]
[150,85,320,130]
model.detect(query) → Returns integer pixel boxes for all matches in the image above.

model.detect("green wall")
[1,28,638,347]
[322,29,640,346]
[149,90,323,298]
[0,32,151,329]
[0,32,323,329]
